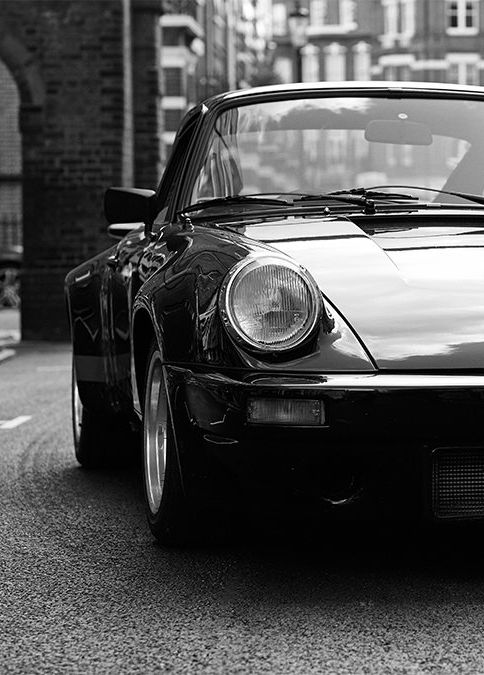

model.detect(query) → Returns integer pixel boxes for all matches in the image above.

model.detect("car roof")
[202,80,484,108]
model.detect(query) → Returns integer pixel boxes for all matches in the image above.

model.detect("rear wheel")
[142,342,198,546]
[72,358,137,469]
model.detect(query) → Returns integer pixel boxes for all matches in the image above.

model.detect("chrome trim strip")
[250,374,484,389]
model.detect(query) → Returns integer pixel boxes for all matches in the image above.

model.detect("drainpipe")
[122,0,134,186]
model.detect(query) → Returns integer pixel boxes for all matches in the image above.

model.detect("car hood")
[244,213,484,370]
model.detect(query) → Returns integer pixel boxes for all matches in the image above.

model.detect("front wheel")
[142,342,199,546]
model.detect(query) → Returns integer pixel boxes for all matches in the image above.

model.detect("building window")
[164,109,184,132]
[163,68,183,97]
[272,3,287,35]
[310,0,325,25]
[381,0,415,47]
[447,54,480,83]
[310,0,356,27]
[446,0,479,34]
[324,42,346,81]
[385,64,411,81]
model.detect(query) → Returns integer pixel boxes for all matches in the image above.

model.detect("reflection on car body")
[66,82,484,545]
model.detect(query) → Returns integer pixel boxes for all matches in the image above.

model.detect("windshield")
[191,95,484,207]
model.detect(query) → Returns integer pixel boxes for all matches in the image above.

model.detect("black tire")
[72,359,137,469]
[142,341,199,546]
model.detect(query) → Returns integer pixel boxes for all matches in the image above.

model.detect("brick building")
[271,0,484,85]
[271,0,376,82]
[0,58,21,252]
[160,0,271,158]
[375,0,484,85]
[0,0,165,339]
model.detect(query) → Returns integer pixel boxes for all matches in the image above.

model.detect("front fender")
[132,227,375,378]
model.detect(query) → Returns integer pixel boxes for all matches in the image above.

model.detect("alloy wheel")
[144,351,168,514]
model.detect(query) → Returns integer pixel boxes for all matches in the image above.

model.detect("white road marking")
[36,365,70,372]
[0,349,15,362]
[0,416,32,429]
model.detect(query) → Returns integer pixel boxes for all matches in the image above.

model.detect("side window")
[153,112,201,229]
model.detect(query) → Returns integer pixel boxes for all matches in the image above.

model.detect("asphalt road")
[3,343,484,673]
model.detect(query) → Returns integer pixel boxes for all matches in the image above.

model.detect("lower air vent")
[432,448,484,519]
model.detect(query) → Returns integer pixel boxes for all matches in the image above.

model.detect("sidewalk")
[0,308,21,362]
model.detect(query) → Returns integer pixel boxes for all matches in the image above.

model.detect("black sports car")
[66,82,484,544]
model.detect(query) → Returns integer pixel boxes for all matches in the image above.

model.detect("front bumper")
[167,369,484,520]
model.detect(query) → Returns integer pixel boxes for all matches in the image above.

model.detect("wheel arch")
[132,306,159,409]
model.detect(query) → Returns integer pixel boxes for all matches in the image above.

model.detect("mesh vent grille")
[432,448,484,519]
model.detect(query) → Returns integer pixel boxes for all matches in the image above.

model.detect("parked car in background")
[66,81,484,545]
[0,244,21,308]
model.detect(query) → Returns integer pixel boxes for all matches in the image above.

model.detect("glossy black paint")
[65,82,484,520]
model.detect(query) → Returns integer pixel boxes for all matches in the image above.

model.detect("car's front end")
[99,82,484,543]
[162,210,484,524]
[154,83,484,527]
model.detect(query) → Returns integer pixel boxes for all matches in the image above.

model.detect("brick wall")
[0,58,21,249]
[0,0,163,340]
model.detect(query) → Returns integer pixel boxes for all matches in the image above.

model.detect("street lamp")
[288,1,309,82]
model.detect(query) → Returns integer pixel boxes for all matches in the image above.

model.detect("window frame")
[446,0,479,35]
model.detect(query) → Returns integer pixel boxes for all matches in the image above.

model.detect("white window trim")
[411,59,447,70]
[161,14,204,38]
[161,47,191,67]
[446,0,479,35]
[307,23,357,35]
[379,53,415,67]
[381,0,415,48]
[162,97,187,110]
[447,52,480,63]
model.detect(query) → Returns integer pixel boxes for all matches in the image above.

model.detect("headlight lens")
[220,256,321,352]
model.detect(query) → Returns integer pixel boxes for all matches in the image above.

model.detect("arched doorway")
[0,57,21,308]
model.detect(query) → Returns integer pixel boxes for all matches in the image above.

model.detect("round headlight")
[219,256,321,352]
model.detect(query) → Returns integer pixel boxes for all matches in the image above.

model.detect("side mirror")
[104,187,156,226]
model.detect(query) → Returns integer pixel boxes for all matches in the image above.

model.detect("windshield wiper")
[328,187,418,201]
[294,192,388,214]
[364,184,484,207]
[180,195,291,216]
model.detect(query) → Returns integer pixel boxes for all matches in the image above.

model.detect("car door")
[103,107,203,414]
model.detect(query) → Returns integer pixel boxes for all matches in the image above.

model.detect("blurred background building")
[1,0,484,338]
[160,0,271,159]
[271,0,484,85]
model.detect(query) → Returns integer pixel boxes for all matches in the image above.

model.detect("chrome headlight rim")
[219,254,321,353]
